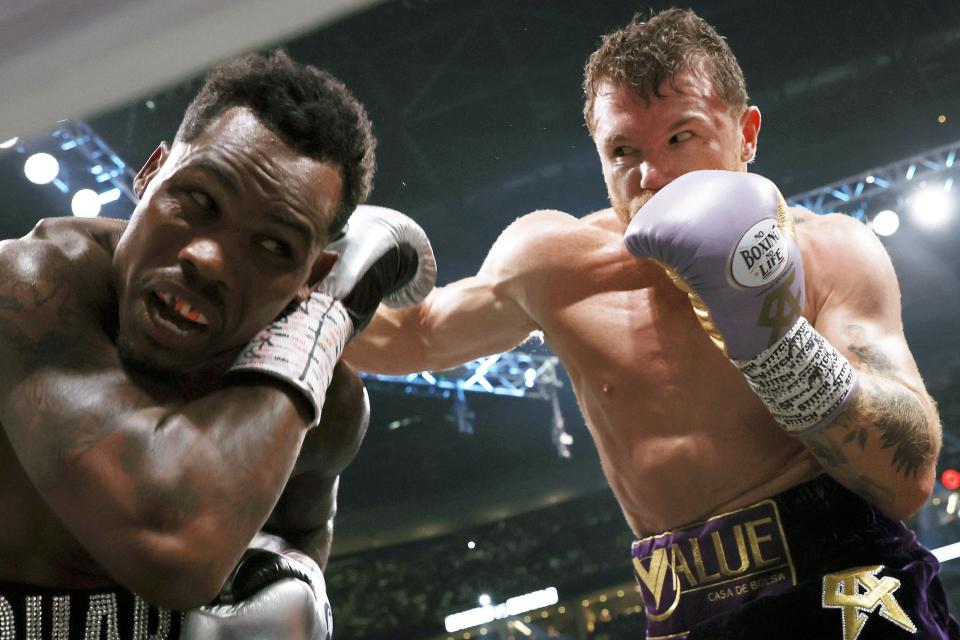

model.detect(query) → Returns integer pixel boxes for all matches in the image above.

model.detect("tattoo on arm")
[803,324,934,504]
[840,325,934,479]
[802,427,897,507]
[1,258,117,488]
[800,324,936,506]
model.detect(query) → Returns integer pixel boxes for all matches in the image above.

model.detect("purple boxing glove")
[624,170,802,361]
[625,170,858,435]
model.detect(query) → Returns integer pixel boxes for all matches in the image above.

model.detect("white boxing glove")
[182,532,332,640]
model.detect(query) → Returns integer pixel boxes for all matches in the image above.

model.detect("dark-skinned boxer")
[0,50,435,640]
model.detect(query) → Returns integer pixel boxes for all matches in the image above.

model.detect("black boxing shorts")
[0,582,182,639]
[631,475,960,639]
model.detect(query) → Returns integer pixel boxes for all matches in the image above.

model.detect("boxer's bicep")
[812,219,931,404]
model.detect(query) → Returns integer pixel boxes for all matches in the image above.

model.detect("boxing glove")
[624,170,858,434]
[229,204,436,426]
[320,204,437,333]
[182,533,332,640]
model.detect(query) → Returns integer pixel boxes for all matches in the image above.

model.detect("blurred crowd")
[326,490,634,639]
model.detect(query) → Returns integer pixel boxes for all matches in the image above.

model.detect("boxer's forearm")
[264,519,334,570]
[799,372,940,520]
[345,277,537,374]
[265,472,338,570]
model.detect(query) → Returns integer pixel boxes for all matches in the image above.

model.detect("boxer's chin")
[117,333,183,379]
[613,190,657,225]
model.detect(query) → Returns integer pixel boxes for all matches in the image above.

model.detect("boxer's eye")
[669,131,693,146]
[612,146,635,159]
[256,237,292,258]
[188,190,217,213]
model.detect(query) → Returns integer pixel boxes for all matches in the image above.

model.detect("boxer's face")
[591,70,760,225]
[113,107,340,376]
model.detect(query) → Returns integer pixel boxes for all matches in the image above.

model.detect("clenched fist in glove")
[625,170,858,435]
[182,532,333,640]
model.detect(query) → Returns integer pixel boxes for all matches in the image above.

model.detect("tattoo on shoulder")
[0,255,89,358]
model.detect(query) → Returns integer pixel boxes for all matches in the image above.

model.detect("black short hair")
[176,49,376,237]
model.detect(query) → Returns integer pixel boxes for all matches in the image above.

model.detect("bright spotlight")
[478,594,492,607]
[24,153,60,184]
[870,210,900,237]
[909,186,953,228]
[0,137,18,149]
[71,189,102,218]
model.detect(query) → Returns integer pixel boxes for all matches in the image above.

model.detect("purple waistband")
[631,500,795,640]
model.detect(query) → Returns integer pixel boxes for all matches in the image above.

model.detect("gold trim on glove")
[651,259,727,356]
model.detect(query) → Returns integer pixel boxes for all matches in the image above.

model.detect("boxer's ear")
[739,107,761,164]
[297,250,339,301]
[134,142,170,198]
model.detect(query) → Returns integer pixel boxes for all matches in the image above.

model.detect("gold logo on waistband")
[822,565,917,640]
[632,546,682,621]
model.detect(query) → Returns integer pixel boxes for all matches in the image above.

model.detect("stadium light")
[870,209,900,236]
[909,184,953,228]
[943,469,960,491]
[24,152,60,184]
[0,136,18,149]
[71,189,101,217]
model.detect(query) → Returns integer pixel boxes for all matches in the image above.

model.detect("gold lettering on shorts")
[690,538,721,582]
[822,565,917,640]
[671,545,698,587]
[744,517,781,568]
[633,547,671,610]
[713,526,750,577]
[632,546,682,621]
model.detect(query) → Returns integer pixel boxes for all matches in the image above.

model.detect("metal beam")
[787,139,960,218]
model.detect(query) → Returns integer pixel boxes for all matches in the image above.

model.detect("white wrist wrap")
[734,317,859,435]
[229,292,352,428]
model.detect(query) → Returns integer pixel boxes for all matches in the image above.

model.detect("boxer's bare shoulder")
[493,208,623,270]
[19,215,125,260]
[792,209,899,322]
[0,217,118,349]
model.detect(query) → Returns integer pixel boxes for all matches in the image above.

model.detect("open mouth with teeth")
[150,290,210,333]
